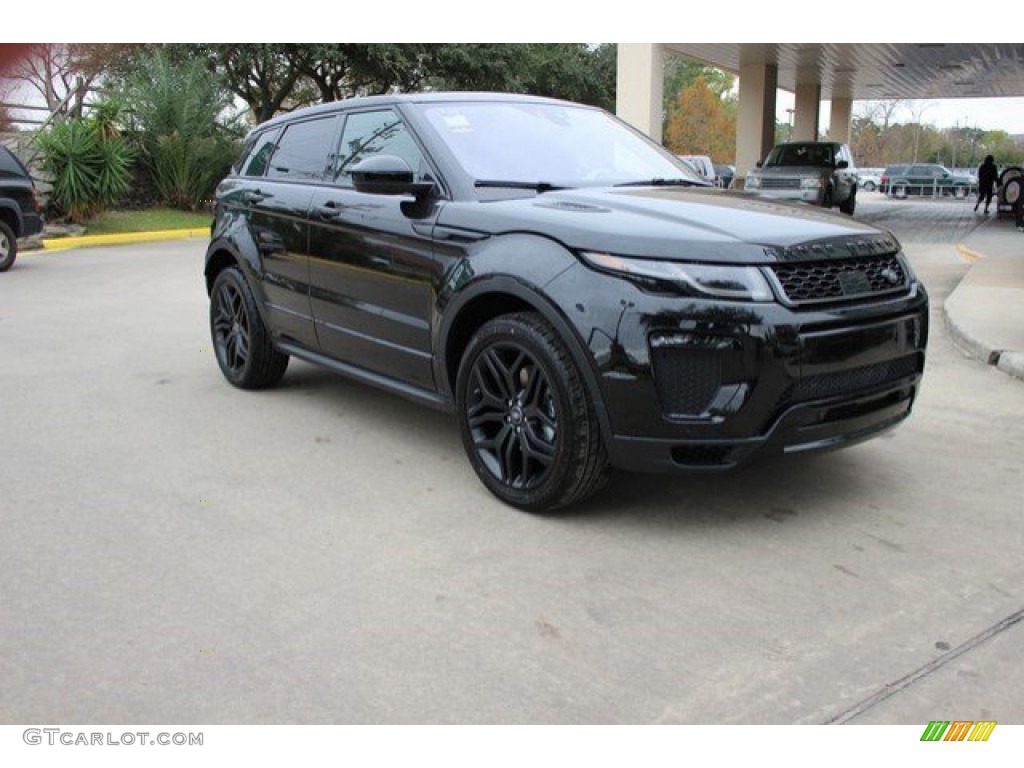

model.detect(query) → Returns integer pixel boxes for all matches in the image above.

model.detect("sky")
[776,93,1024,135]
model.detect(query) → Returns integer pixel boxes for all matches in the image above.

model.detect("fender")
[436,232,614,450]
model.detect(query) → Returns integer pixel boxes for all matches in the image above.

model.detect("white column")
[793,82,821,141]
[828,98,853,145]
[615,43,665,144]
[735,61,778,182]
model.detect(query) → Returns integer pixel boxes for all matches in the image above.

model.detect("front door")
[307,108,443,392]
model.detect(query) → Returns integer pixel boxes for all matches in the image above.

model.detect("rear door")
[229,115,341,349]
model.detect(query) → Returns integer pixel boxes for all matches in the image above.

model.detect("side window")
[266,116,339,181]
[334,110,427,187]
[239,127,281,178]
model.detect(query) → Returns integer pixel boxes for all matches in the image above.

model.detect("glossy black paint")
[205,92,929,475]
[0,145,43,239]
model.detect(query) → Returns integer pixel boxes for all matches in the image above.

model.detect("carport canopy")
[616,44,1024,179]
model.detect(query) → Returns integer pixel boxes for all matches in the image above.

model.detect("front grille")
[651,348,721,417]
[760,178,802,190]
[788,355,920,403]
[769,254,908,305]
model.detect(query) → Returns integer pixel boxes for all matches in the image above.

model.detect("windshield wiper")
[474,180,568,193]
[613,178,705,188]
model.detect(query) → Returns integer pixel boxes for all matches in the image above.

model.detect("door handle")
[242,190,267,204]
[315,202,343,220]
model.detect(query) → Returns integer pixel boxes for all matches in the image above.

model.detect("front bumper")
[545,263,929,473]
[748,187,826,206]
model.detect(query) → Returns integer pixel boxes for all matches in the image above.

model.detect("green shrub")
[34,115,135,223]
[118,51,241,211]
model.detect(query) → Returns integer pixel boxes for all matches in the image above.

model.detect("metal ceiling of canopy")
[665,43,1024,101]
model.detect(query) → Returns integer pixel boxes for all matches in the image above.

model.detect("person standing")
[974,154,998,214]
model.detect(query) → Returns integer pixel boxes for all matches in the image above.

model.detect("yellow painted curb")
[955,244,985,263]
[41,228,209,251]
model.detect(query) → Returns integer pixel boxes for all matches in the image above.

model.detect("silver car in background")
[744,141,858,215]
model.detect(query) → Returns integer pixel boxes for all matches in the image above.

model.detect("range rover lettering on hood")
[764,235,899,261]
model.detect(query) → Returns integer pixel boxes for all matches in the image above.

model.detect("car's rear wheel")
[0,220,17,272]
[893,184,908,199]
[456,312,609,512]
[953,185,968,199]
[209,266,289,389]
[862,180,876,192]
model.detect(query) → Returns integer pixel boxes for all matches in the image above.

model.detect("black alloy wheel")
[209,266,288,389]
[456,312,609,512]
[0,220,16,272]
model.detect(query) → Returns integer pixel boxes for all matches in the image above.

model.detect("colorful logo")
[920,721,996,742]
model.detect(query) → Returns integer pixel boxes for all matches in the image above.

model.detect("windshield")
[419,101,702,187]
[764,143,835,167]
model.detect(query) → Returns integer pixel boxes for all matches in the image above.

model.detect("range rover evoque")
[204,93,929,512]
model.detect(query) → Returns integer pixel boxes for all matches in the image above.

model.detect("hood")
[436,186,893,264]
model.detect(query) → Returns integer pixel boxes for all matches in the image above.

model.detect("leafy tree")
[663,75,737,163]
[663,55,734,127]
[117,50,242,210]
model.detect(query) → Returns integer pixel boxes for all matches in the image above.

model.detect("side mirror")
[836,160,849,170]
[349,155,434,198]
[756,160,764,168]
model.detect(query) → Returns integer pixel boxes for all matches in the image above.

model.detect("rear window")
[0,146,30,179]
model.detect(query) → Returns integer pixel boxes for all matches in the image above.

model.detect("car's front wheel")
[209,266,289,389]
[456,312,610,512]
[839,187,857,215]
[0,220,17,272]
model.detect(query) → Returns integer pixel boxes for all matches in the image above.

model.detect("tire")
[1003,178,1023,208]
[893,184,908,200]
[209,266,289,389]
[0,220,16,272]
[455,312,610,512]
[862,181,876,192]
[821,185,834,208]
[839,187,857,215]
[953,185,968,199]
[998,166,1022,188]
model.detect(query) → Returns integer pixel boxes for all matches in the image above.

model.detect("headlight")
[801,178,823,189]
[745,174,761,190]
[580,251,774,302]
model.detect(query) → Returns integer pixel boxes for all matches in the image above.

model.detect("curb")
[39,228,209,251]
[942,248,1024,383]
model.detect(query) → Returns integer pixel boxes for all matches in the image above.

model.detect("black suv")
[204,93,929,511]
[0,145,44,272]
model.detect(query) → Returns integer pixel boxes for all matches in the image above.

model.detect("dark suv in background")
[204,93,929,512]
[0,145,44,272]
[885,163,976,198]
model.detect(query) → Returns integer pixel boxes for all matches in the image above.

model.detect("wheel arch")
[439,277,614,449]
[0,201,22,237]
